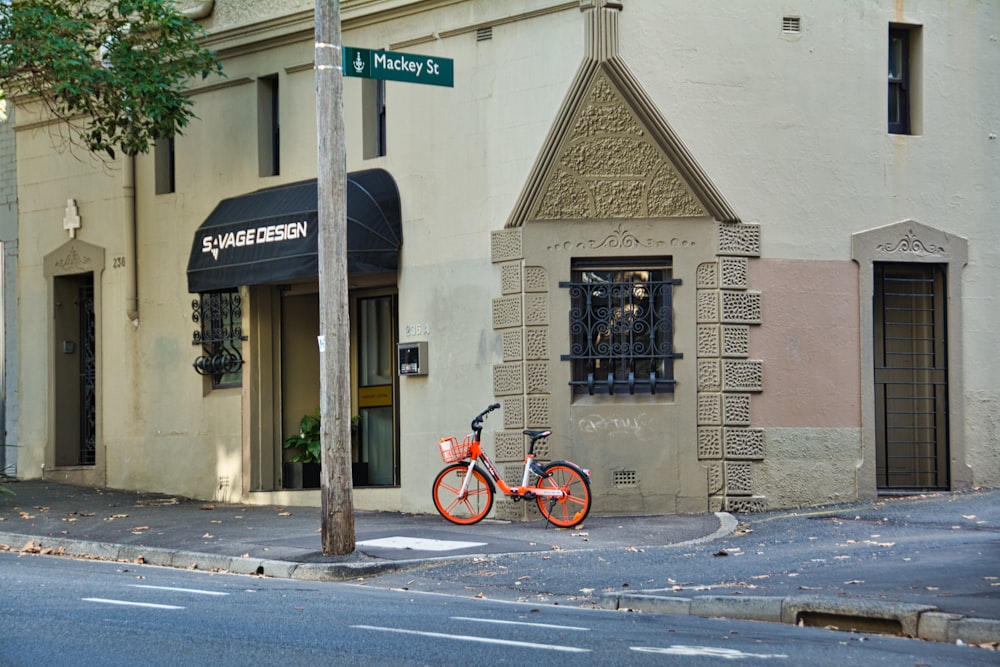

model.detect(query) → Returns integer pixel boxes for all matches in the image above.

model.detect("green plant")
[283,413,361,466]
[283,412,321,465]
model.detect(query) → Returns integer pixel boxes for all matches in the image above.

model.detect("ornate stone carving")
[696,262,718,289]
[524,266,548,292]
[500,263,522,295]
[524,293,549,326]
[722,360,763,392]
[492,296,522,329]
[525,361,549,394]
[718,222,761,257]
[721,325,750,358]
[698,392,721,426]
[697,324,720,358]
[491,229,523,263]
[724,461,753,495]
[876,229,946,257]
[526,395,550,428]
[720,257,748,289]
[525,328,549,360]
[502,397,524,429]
[722,394,752,426]
[494,431,524,462]
[724,427,764,459]
[533,73,706,221]
[698,427,723,459]
[721,290,762,324]
[501,330,522,362]
[493,363,523,396]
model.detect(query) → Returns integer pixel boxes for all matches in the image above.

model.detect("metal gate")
[873,263,949,490]
[78,284,96,465]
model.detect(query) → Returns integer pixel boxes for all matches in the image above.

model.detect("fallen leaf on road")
[277,512,291,517]
[104,514,128,521]
[713,549,729,557]
[473,592,485,599]
[962,515,976,520]
[844,580,865,585]
[201,505,216,511]
[202,533,214,539]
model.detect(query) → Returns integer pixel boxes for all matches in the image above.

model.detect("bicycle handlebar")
[471,403,501,432]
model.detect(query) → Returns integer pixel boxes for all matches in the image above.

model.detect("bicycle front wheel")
[535,460,592,528]
[432,463,495,525]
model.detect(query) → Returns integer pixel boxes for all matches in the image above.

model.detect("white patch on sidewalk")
[356,536,487,552]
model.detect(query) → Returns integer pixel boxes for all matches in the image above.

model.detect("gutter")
[124,156,138,327]
[182,1,215,20]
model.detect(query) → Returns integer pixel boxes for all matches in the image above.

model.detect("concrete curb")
[0,531,446,581]
[600,591,1000,645]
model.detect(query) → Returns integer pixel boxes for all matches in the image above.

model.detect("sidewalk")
[2,479,998,646]
[0,479,726,577]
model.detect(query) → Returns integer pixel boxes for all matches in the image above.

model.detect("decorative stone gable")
[531,73,706,221]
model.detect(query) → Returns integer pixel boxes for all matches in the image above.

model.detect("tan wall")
[749,259,860,428]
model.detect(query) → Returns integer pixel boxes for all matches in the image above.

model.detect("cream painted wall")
[12,1,998,511]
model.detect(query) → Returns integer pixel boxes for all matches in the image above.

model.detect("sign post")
[343,46,454,87]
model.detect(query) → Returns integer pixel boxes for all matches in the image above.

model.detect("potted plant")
[283,411,321,488]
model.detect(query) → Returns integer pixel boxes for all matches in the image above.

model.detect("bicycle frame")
[456,428,566,500]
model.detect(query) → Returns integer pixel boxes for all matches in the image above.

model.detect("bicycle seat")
[523,429,551,440]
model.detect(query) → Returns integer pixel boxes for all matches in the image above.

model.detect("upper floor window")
[154,136,175,194]
[258,74,280,176]
[889,25,920,135]
[560,259,681,396]
[363,78,386,158]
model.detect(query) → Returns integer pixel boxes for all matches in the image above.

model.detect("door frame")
[852,220,969,498]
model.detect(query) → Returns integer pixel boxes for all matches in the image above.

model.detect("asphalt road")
[2,551,995,666]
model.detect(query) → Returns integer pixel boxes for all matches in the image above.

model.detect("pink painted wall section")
[748,259,861,428]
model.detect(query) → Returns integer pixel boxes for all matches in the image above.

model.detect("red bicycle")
[432,404,592,527]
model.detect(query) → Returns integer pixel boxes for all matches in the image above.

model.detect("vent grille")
[782,16,801,33]
[613,470,638,487]
[476,26,493,42]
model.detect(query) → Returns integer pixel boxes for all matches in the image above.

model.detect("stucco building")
[10,0,999,516]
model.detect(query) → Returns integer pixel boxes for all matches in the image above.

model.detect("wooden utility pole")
[314,0,355,555]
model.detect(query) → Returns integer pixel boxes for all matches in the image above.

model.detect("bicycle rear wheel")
[432,463,495,525]
[535,460,592,528]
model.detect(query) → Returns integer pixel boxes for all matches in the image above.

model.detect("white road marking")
[351,625,591,653]
[632,645,789,659]
[82,598,185,610]
[356,536,487,551]
[450,616,588,631]
[129,585,228,596]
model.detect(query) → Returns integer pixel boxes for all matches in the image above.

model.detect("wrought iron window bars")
[191,290,245,385]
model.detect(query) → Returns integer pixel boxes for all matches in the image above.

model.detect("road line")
[82,598,185,610]
[129,585,229,596]
[351,625,591,653]
[450,616,588,631]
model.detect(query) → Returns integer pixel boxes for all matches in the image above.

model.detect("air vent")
[613,470,638,487]
[782,16,801,33]
[476,26,493,42]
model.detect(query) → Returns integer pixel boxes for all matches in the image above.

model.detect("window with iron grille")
[191,289,244,388]
[560,259,681,395]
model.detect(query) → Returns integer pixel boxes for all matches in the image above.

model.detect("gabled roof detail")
[506,8,739,227]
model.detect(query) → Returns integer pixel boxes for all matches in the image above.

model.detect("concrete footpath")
[1,479,997,647]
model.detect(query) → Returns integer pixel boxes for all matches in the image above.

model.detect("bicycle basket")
[438,435,473,463]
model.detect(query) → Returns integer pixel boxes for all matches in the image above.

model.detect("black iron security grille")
[192,290,245,387]
[561,261,681,395]
[79,284,96,465]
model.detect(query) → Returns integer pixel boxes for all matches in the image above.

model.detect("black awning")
[187,168,401,293]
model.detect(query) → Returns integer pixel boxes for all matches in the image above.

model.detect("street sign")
[343,47,454,88]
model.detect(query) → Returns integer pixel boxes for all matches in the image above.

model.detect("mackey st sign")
[343,46,454,87]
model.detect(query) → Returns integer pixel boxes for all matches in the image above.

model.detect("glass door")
[354,294,397,486]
